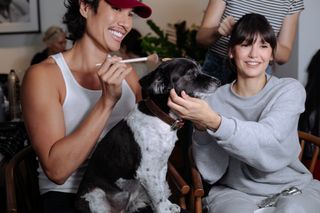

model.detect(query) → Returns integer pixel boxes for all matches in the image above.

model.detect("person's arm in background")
[196,0,235,47]
[275,12,301,64]
[196,0,226,47]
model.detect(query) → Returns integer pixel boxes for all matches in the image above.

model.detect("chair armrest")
[188,147,204,197]
[168,161,190,195]
[5,146,37,213]
[188,146,206,213]
[167,161,190,210]
[298,131,320,174]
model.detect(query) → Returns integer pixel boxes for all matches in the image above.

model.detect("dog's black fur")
[75,58,220,213]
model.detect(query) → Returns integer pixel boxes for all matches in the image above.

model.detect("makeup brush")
[96,53,159,66]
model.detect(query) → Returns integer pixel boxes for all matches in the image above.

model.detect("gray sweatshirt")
[193,75,313,196]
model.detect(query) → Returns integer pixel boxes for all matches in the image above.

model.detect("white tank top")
[38,53,136,194]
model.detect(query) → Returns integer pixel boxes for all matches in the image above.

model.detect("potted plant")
[141,20,207,64]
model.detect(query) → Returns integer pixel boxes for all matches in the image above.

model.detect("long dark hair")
[227,13,277,70]
[63,0,100,41]
[299,50,320,135]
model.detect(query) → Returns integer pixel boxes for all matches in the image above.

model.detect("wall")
[275,0,320,85]
[0,0,66,80]
[297,0,320,85]
[133,0,207,35]
[0,0,319,84]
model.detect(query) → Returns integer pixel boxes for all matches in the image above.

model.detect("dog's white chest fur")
[124,106,180,213]
[81,106,181,213]
[126,105,178,157]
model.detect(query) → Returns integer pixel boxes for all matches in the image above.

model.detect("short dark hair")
[63,0,100,41]
[229,13,277,55]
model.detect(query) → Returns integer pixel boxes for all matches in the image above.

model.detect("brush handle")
[120,57,148,63]
[95,57,148,66]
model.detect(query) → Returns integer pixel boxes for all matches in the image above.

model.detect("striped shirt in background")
[210,0,304,58]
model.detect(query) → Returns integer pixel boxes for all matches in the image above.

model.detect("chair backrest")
[5,145,41,213]
[167,161,190,209]
[298,131,320,175]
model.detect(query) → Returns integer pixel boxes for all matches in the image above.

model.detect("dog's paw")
[169,203,181,213]
[156,202,180,213]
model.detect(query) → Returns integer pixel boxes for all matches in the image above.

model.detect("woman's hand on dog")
[168,89,222,131]
[97,56,132,108]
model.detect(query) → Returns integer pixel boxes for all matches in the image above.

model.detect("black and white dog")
[75,58,220,213]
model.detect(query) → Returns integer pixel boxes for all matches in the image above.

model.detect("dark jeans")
[41,191,190,213]
[42,191,77,213]
[201,51,236,85]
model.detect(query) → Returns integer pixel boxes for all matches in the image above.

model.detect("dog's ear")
[139,66,170,97]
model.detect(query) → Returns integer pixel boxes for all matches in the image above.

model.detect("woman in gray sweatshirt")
[168,13,320,213]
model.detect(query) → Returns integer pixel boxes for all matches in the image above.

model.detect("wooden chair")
[5,145,189,213]
[188,131,320,213]
[298,131,320,176]
[167,161,190,209]
[5,145,41,213]
[188,146,205,213]
[1,155,9,213]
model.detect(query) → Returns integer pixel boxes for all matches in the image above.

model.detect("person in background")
[30,26,67,65]
[168,13,320,213]
[117,28,158,78]
[299,49,320,135]
[197,0,304,84]
[118,28,148,78]
[119,28,146,59]
[298,49,320,180]
[21,0,152,212]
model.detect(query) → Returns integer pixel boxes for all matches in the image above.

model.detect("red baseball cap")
[106,0,152,18]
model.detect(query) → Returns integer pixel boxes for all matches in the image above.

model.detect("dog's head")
[139,58,220,99]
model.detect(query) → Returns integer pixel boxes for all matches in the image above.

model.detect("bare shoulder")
[24,57,60,81]
[22,57,65,104]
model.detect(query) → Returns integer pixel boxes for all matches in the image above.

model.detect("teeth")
[110,30,124,38]
[247,61,259,65]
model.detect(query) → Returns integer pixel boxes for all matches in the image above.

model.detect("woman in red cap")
[21,0,157,212]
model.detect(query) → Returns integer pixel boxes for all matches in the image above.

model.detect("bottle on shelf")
[7,69,21,121]
[0,85,5,122]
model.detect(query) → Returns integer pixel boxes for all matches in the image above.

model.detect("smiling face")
[82,0,133,52]
[229,34,273,78]
[227,13,277,82]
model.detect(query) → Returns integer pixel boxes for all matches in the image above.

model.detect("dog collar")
[144,98,185,131]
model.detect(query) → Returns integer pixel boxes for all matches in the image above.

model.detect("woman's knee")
[205,196,257,213]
